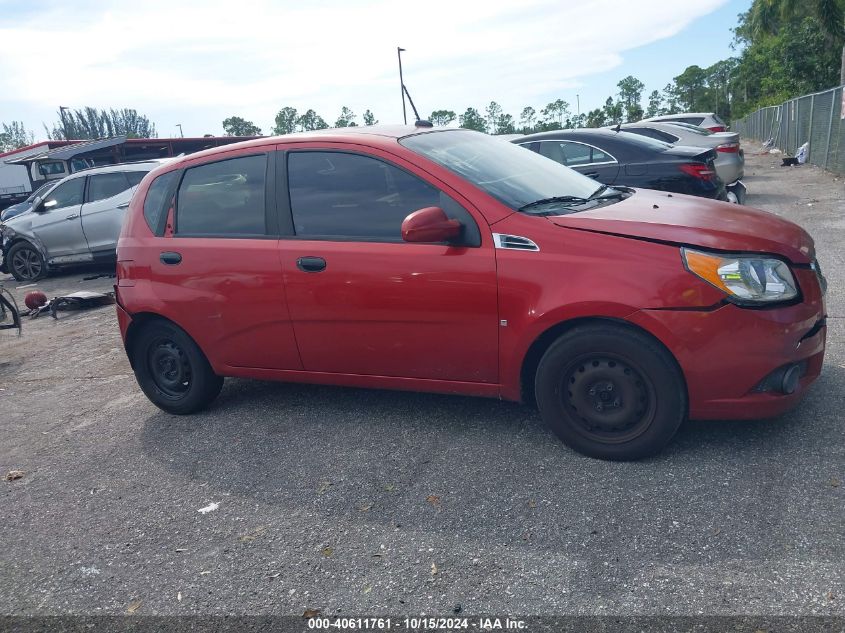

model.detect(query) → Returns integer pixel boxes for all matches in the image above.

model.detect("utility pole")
[576,94,580,117]
[397,47,407,125]
[59,106,70,140]
[176,124,184,138]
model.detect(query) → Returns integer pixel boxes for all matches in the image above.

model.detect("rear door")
[28,176,89,260]
[278,145,499,383]
[81,171,143,255]
[147,150,301,371]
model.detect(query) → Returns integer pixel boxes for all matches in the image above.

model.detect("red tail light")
[706,125,727,132]
[679,163,716,180]
[716,143,739,153]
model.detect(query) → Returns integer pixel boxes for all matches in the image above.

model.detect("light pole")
[176,124,184,138]
[397,47,407,125]
[576,94,580,117]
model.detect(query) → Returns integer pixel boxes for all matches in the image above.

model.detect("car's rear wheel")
[7,241,47,282]
[132,320,223,414]
[535,323,686,460]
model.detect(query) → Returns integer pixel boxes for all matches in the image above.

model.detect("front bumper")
[629,268,826,420]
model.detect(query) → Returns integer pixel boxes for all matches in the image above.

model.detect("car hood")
[548,189,814,263]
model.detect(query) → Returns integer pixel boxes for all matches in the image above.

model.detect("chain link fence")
[732,84,845,174]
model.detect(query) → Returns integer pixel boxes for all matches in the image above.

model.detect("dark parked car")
[0,181,59,222]
[513,129,727,200]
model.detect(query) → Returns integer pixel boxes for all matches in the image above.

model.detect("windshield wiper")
[588,185,627,201]
[518,195,589,212]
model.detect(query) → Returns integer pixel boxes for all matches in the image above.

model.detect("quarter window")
[287,151,442,241]
[176,154,267,236]
[43,178,84,210]
[143,171,179,234]
[87,173,130,203]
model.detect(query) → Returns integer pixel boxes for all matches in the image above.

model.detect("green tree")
[602,97,624,125]
[494,113,516,134]
[617,75,645,122]
[363,109,377,125]
[0,121,35,151]
[485,101,503,134]
[273,107,298,135]
[585,108,607,128]
[297,109,329,131]
[748,0,844,84]
[48,107,156,140]
[645,90,662,118]
[519,106,537,132]
[673,65,709,111]
[335,106,357,127]
[222,116,262,136]
[661,83,680,115]
[458,107,487,132]
[429,109,456,126]
[541,99,570,128]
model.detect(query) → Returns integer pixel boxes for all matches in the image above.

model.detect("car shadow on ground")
[136,363,840,554]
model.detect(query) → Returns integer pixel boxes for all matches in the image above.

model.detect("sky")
[0,0,751,140]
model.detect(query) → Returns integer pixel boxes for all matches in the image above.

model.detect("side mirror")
[401,206,462,243]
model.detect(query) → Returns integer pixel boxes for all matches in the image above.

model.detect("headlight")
[682,248,798,304]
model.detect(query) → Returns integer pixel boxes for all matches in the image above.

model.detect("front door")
[279,148,499,383]
[29,176,89,261]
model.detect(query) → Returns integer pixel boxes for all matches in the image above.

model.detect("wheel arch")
[123,312,185,368]
[519,316,688,407]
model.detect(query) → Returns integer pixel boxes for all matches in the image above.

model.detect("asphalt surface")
[1,146,843,618]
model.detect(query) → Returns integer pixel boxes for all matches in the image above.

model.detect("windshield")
[400,130,602,210]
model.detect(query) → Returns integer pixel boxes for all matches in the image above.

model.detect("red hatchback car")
[115,125,827,460]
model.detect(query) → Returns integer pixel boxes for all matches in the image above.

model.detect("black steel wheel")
[8,242,46,282]
[535,323,686,460]
[132,320,223,414]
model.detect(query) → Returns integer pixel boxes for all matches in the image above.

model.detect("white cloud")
[0,0,727,136]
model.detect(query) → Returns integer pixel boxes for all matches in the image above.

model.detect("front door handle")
[117,202,130,209]
[66,214,79,220]
[296,256,326,273]
[160,251,182,265]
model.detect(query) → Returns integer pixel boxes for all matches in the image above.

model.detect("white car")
[1,161,165,281]
[641,112,728,133]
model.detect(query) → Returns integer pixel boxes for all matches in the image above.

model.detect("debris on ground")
[24,291,116,319]
[3,470,24,481]
[197,502,219,515]
[126,600,143,614]
[302,609,321,618]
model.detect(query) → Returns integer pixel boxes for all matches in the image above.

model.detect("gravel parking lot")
[1,144,843,619]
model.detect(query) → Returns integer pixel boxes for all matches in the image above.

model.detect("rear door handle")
[160,251,182,265]
[296,256,326,273]
[583,171,599,179]
[66,214,79,220]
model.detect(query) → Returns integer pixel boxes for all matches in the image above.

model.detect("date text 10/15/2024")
[307,617,528,630]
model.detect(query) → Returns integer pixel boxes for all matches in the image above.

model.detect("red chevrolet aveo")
[115,125,827,460]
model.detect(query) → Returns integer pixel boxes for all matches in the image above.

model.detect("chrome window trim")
[517,139,618,166]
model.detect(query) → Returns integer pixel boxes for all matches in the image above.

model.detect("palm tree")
[750,0,845,84]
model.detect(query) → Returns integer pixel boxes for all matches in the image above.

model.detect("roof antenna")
[403,84,431,127]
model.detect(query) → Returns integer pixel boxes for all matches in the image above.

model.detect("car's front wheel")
[7,241,47,282]
[131,320,223,414]
[535,323,686,460]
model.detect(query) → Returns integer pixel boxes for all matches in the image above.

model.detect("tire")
[535,323,686,460]
[131,320,223,414]
[7,241,47,282]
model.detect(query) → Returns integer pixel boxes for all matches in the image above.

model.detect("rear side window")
[143,171,179,233]
[176,155,267,236]
[87,173,130,203]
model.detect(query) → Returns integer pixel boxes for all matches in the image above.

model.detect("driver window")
[43,178,85,210]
